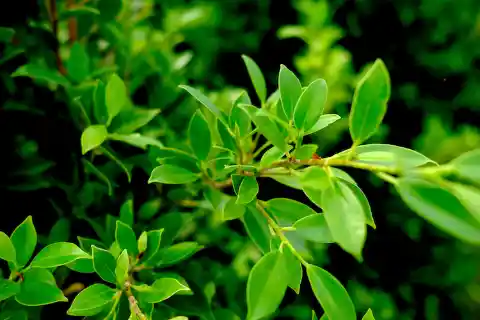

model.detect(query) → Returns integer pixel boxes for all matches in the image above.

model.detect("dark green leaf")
[293,214,333,243]
[236,176,259,204]
[115,220,138,255]
[306,264,356,320]
[0,27,14,42]
[31,242,89,268]
[92,246,117,284]
[66,42,90,83]
[105,73,128,125]
[0,279,20,302]
[450,149,480,183]
[243,207,272,254]
[0,232,16,263]
[78,236,105,252]
[60,6,100,18]
[67,284,117,316]
[222,198,246,221]
[242,55,267,105]
[97,0,122,20]
[246,251,288,320]
[10,216,37,268]
[93,80,108,124]
[179,85,225,123]
[48,218,70,243]
[0,310,28,320]
[81,125,108,154]
[189,110,212,160]
[279,65,302,119]
[133,278,190,303]
[155,242,202,267]
[138,199,161,221]
[115,249,129,285]
[349,59,391,145]
[305,114,341,135]
[142,229,163,265]
[294,79,327,131]
[11,64,69,86]
[119,199,134,227]
[266,198,316,226]
[217,119,236,151]
[148,165,200,184]
[15,268,67,306]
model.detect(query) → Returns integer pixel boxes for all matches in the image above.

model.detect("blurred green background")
[1,0,480,319]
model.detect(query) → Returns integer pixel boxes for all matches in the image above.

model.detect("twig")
[47,0,67,75]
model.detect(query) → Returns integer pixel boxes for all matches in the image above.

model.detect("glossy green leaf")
[450,149,480,183]
[305,114,341,135]
[66,42,90,83]
[31,242,89,268]
[306,264,356,320]
[115,220,138,255]
[266,198,316,226]
[189,110,212,160]
[10,216,37,267]
[230,101,252,137]
[109,107,160,134]
[293,214,334,243]
[294,144,318,160]
[242,207,272,254]
[294,79,327,131]
[283,245,302,294]
[11,64,69,86]
[246,251,288,320]
[67,284,117,316]
[217,119,236,151]
[15,269,67,306]
[78,236,105,252]
[155,242,201,267]
[133,278,190,303]
[222,198,246,221]
[349,59,391,144]
[149,165,200,184]
[138,231,148,253]
[0,279,20,302]
[0,232,16,263]
[109,133,163,149]
[81,125,108,154]
[396,178,480,244]
[242,55,267,104]
[115,249,129,285]
[120,199,134,227]
[301,166,331,208]
[142,229,163,264]
[47,218,70,243]
[260,145,293,168]
[180,85,225,122]
[92,246,117,284]
[322,182,366,260]
[449,183,480,223]
[67,257,95,273]
[236,176,259,204]
[105,73,128,125]
[340,180,376,229]
[362,309,375,320]
[252,109,289,152]
[279,65,302,119]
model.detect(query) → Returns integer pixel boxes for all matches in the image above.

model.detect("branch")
[47,0,67,75]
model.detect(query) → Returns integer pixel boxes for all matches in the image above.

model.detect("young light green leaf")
[120,199,134,227]
[92,246,117,284]
[155,242,201,267]
[67,284,117,316]
[180,85,226,122]
[133,278,190,303]
[115,220,138,255]
[81,125,108,155]
[362,309,375,320]
[396,178,480,244]
[304,114,341,135]
[30,242,89,268]
[0,232,16,263]
[293,79,327,131]
[109,107,160,134]
[15,269,67,306]
[283,245,302,294]
[222,198,246,221]
[242,55,267,105]
[115,249,129,285]
[266,198,316,226]
[236,176,259,204]
[105,73,128,125]
[10,216,37,267]
[189,110,212,160]
[293,214,334,243]
[322,182,366,261]
[242,207,272,254]
[306,264,356,320]
[450,148,480,183]
[108,133,163,149]
[142,229,163,264]
[252,109,289,152]
[349,59,391,145]
[11,64,69,86]
[0,279,20,302]
[279,65,302,119]
[340,179,376,229]
[138,231,148,253]
[66,42,90,83]
[149,165,200,184]
[246,251,288,320]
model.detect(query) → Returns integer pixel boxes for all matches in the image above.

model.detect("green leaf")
[81,125,108,154]
[138,231,148,253]
[294,144,318,160]
[78,236,105,252]
[279,65,302,119]
[293,214,334,243]
[60,6,100,18]
[222,198,246,221]
[189,110,212,160]
[0,27,14,42]
[93,80,108,124]
[266,198,316,226]
[30,242,89,268]
[252,109,289,152]
[283,246,302,294]
[243,207,272,254]
[362,309,375,320]
[15,268,67,306]
[138,199,161,220]
[149,165,200,184]
[349,59,391,144]
[10,216,37,268]
[106,73,128,125]
[66,42,90,83]
[300,166,331,208]
[0,232,16,263]
[109,107,160,134]
[340,179,376,229]
[230,100,252,137]
[115,249,129,285]
[294,79,327,131]
[155,242,201,267]
[92,246,117,284]
[11,64,69,86]
[305,114,341,135]
[120,199,134,227]
[179,85,226,123]
[0,310,28,320]
[450,149,480,183]
[306,264,356,320]
[395,178,480,244]
[448,183,480,223]
[133,278,190,303]
[0,279,20,302]
[322,182,366,261]
[236,176,259,204]
[246,251,288,320]
[67,284,117,316]
[217,119,236,151]
[67,257,95,273]
[115,220,138,255]
[109,133,163,149]
[47,218,70,243]
[242,55,267,105]
[142,229,163,264]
